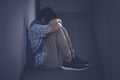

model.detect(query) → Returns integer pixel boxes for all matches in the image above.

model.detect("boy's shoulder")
[30,20,43,26]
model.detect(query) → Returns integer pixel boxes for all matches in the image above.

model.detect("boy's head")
[38,7,58,24]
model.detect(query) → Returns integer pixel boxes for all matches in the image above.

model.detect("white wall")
[40,0,92,13]
[26,0,36,28]
[0,0,36,80]
[93,0,120,80]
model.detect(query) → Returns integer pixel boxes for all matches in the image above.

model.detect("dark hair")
[38,7,58,24]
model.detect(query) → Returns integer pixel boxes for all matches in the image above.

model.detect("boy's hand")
[49,19,62,33]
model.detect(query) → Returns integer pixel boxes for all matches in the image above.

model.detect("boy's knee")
[56,28,64,34]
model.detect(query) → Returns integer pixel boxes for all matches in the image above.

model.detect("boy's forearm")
[49,21,62,33]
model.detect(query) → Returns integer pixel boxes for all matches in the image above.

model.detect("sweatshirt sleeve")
[29,24,52,38]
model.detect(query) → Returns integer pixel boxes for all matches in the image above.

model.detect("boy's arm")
[49,19,62,33]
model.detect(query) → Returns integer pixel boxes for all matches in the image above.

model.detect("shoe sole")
[61,66,88,71]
